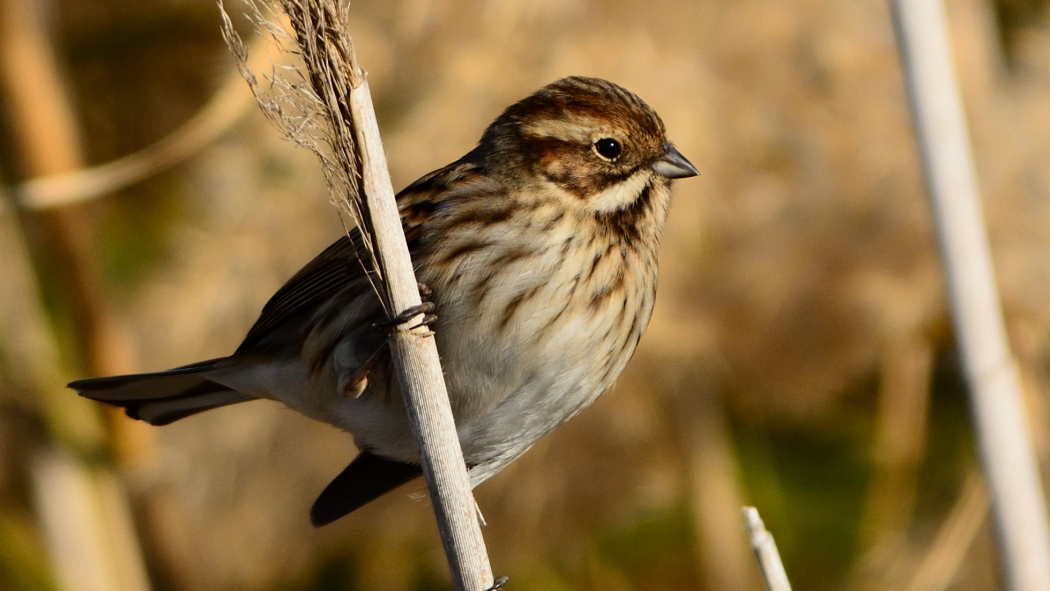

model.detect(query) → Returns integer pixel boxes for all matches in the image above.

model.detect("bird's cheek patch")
[587,171,650,213]
[536,144,598,197]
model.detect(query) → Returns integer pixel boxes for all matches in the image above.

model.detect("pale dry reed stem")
[218,1,496,589]
[743,507,793,591]
[0,0,151,588]
[891,2,1050,590]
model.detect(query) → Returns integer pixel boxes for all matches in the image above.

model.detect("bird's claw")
[374,301,436,330]
[485,575,509,591]
[375,283,437,331]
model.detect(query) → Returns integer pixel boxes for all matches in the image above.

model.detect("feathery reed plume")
[219,0,385,309]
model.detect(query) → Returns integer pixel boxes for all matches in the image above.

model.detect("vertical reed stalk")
[890,2,1050,589]
[221,2,495,588]
[0,0,152,589]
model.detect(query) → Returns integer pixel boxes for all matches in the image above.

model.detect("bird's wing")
[235,230,376,355]
[234,154,492,356]
[396,151,495,246]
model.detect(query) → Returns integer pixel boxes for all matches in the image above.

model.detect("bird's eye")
[593,138,622,160]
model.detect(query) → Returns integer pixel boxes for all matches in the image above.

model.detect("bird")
[69,76,698,526]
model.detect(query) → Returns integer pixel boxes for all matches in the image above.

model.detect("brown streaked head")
[477,76,697,207]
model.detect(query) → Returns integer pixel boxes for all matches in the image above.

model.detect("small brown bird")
[70,76,698,526]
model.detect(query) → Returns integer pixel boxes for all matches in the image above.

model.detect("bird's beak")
[651,143,699,179]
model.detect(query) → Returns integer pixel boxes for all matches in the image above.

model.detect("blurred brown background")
[1,0,1049,589]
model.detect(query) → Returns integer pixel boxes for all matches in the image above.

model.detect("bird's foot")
[486,575,509,591]
[374,284,436,331]
[417,282,433,299]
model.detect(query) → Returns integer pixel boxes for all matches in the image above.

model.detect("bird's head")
[480,76,698,217]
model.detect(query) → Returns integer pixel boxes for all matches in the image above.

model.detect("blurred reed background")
[1,0,1049,589]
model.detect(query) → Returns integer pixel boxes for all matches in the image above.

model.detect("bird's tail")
[69,358,256,426]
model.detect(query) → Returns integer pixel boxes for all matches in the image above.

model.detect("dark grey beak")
[651,143,699,179]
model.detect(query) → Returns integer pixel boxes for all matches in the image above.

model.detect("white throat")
[587,170,650,214]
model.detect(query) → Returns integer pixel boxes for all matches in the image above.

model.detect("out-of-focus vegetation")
[1,0,1049,590]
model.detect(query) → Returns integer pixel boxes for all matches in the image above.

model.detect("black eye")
[593,138,622,160]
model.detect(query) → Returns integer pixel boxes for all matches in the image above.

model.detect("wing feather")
[234,155,492,356]
[236,231,372,354]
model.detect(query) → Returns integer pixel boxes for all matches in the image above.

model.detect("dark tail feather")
[311,451,422,527]
[69,358,255,426]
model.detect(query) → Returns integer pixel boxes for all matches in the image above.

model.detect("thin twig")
[0,35,269,213]
[890,2,1050,590]
[743,507,793,591]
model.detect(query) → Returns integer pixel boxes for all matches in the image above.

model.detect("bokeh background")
[1,0,1050,589]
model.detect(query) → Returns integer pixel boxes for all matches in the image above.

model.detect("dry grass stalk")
[219,2,495,589]
[904,470,989,591]
[852,337,935,588]
[743,507,793,591]
[890,1,1050,590]
[0,35,271,213]
[674,377,760,590]
[0,0,152,587]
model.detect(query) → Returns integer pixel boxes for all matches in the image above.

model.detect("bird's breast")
[418,217,659,466]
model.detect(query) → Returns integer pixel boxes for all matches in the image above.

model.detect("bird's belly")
[433,286,648,474]
[315,317,614,477]
[442,329,601,463]
[309,247,653,478]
